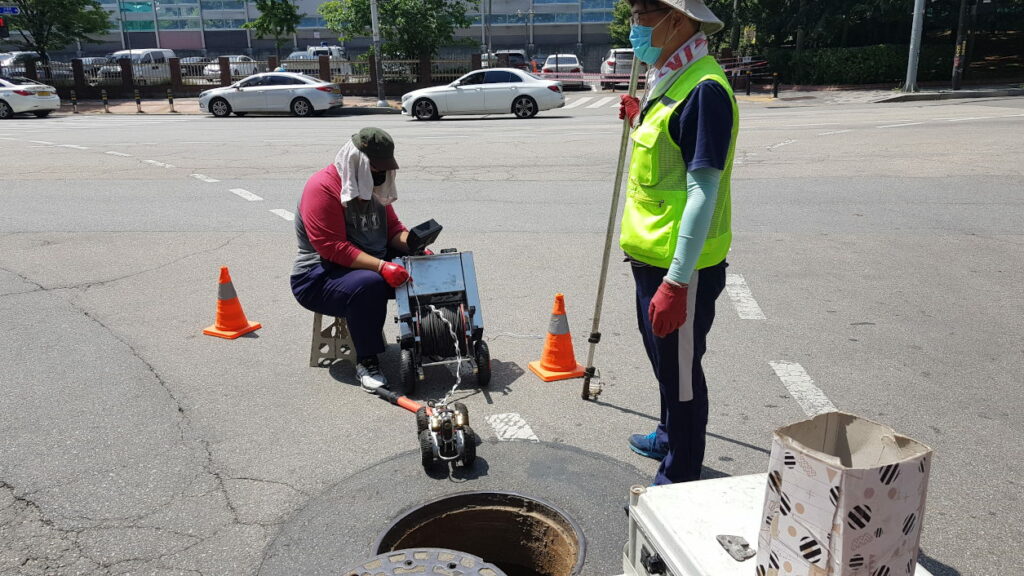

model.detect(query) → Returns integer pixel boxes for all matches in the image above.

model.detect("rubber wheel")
[512,95,537,118]
[475,340,491,388]
[291,97,314,117]
[33,110,51,118]
[0,101,12,119]
[419,430,434,469]
[416,406,429,434]
[601,82,612,90]
[453,402,469,423]
[399,349,416,396]
[234,112,247,117]
[461,425,477,467]
[210,98,231,118]
[413,98,438,121]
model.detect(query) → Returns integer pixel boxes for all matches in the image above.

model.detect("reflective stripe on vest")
[619,55,739,270]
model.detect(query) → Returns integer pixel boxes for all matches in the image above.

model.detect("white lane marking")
[191,173,220,183]
[29,140,54,145]
[818,129,853,136]
[947,116,992,122]
[230,188,263,202]
[725,274,766,320]
[105,151,132,157]
[770,361,837,417]
[143,159,175,168]
[767,139,795,150]
[878,122,924,128]
[269,209,294,221]
[486,413,539,442]
[57,144,89,149]
[415,135,468,139]
[784,122,841,127]
[563,96,593,109]
[1003,113,1024,117]
[586,96,615,109]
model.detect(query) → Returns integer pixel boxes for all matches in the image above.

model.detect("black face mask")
[371,170,387,186]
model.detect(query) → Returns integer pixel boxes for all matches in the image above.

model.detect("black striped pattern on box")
[880,463,901,485]
[847,505,872,529]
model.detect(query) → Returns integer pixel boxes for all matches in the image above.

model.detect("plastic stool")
[310,313,355,367]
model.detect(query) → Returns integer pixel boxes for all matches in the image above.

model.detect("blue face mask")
[629,25,662,65]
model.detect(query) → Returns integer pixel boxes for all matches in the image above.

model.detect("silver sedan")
[401,68,564,120]
[198,72,343,117]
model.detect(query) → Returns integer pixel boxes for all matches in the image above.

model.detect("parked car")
[600,48,647,89]
[79,56,110,78]
[198,72,343,117]
[96,49,176,84]
[0,52,41,76]
[541,54,585,88]
[281,46,352,78]
[180,56,212,77]
[0,76,61,119]
[203,55,259,80]
[401,68,563,120]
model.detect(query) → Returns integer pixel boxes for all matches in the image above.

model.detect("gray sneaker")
[356,356,388,393]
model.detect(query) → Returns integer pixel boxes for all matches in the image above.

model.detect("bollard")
[167,88,176,113]
[746,70,752,96]
[135,89,142,113]
[71,90,79,114]
[772,73,780,98]
[101,89,110,113]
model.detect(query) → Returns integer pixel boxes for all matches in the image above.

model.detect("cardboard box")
[755,412,932,576]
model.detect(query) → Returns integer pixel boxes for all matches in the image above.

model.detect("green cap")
[351,127,399,171]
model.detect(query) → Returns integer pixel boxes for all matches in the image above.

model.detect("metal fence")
[432,60,472,83]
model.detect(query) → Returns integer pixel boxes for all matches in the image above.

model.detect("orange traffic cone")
[203,266,261,339]
[529,293,585,382]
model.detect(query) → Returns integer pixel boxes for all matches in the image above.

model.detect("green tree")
[608,0,631,48]
[319,0,476,59]
[4,0,111,63]
[243,0,304,61]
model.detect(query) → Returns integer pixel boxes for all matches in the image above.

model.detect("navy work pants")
[291,261,394,359]
[632,260,727,485]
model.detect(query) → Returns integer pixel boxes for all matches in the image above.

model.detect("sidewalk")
[62,95,401,116]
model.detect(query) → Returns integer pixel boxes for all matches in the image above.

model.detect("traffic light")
[0,16,9,39]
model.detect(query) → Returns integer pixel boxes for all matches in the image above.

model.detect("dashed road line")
[586,96,615,109]
[191,173,220,183]
[770,361,837,417]
[230,188,263,202]
[486,413,539,442]
[142,159,175,168]
[878,122,924,128]
[105,151,132,157]
[947,116,992,122]
[270,209,294,221]
[817,129,853,136]
[725,274,766,320]
[29,140,53,145]
[57,144,89,150]
[767,139,795,150]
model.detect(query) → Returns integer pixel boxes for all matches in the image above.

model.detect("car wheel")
[209,98,232,118]
[290,97,314,117]
[601,82,612,90]
[0,101,13,119]
[512,95,538,119]
[137,78,147,86]
[412,98,438,121]
[33,110,51,118]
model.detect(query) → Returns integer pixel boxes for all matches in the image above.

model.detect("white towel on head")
[333,140,398,205]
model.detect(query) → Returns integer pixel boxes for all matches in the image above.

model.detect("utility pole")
[951,0,970,90]
[730,0,740,51]
[370,0,387,107]
[904,0,925,92]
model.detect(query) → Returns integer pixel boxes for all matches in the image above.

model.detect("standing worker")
[617,0,738,485]
[291,128,413,392]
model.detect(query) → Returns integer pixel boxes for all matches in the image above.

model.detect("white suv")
[600,48,647,90]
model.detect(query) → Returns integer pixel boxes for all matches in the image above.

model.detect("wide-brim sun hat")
[656,0,725,36]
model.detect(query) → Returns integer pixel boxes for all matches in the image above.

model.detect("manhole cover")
[340,548,506,576]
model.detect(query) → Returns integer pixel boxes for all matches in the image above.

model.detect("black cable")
[419,306,467,357]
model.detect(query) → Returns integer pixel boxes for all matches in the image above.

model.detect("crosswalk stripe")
[587,96,615,109]
[563,96,593,109]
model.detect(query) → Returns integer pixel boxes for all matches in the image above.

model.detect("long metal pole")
[370,0,387,107]
[951,0,969,90]
[581,58,641,401]
[152,0,160,48]
[904,0,925,92]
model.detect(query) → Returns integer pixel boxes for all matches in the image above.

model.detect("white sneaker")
[356,356,388,393]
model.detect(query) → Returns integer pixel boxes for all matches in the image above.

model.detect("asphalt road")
[1,93,1022,576]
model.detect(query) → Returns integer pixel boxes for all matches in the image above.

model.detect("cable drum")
[418,305,469,357]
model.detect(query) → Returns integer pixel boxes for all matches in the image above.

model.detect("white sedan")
[401,68,564,120]
[0,76,60,119]
[198,72,343,117]
[203,55,259,78]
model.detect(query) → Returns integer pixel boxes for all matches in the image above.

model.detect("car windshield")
[545,56,578,66]
[113,53,144,62]
[286,52,311,59]
[0,76,42,86]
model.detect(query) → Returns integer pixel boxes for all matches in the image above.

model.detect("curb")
[59,103,402,116]
[875,88,1024,103]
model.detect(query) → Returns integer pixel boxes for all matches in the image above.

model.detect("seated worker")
[291,127,413,392]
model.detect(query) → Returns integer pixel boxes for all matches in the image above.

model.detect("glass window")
[581,10,613,22]
[202,18,246,29]
[484,70,513,83]
[533,0,575,4]
[239,76,266,87]
[582,0,616,8]
[460,72,485,85]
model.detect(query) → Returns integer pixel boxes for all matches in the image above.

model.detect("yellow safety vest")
[619,55,739,270]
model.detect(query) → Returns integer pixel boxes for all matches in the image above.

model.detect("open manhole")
[376,491,585,576]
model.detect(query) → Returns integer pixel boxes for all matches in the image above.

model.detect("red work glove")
[649,281,689,338]
[380,262,411,288]
[619,95,640,125]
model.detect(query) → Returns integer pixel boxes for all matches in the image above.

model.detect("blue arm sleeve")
[665,167,722,284]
